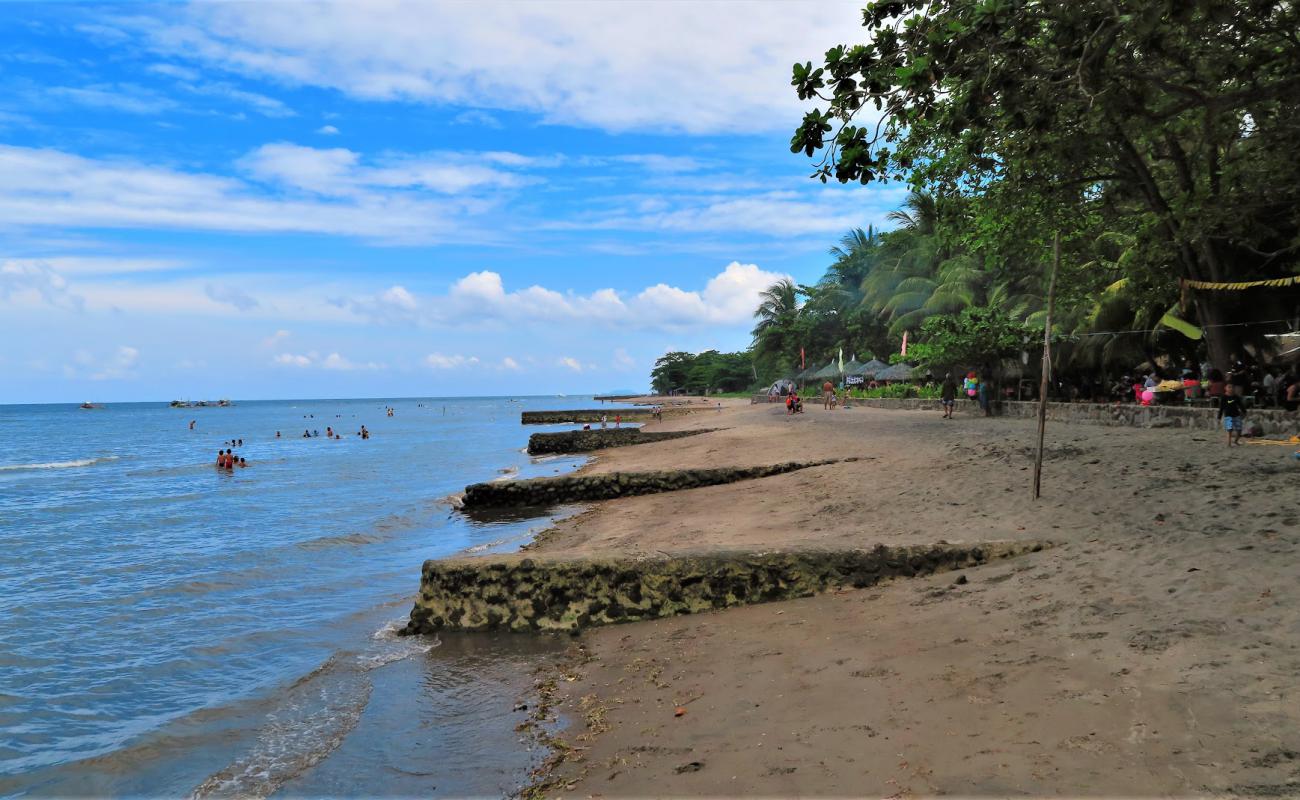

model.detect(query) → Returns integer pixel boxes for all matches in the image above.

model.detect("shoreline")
[496,397,1300,797]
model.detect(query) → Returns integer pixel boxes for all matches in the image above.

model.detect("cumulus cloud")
[501,356,521,371]
[204,282,260,311]
[129,1,865,134]
[425,352,479,369]
[557,357,583,372]
[330,262,790,331]
[316,124,340,135]
[272,350,383,370]
[452,110,502,129]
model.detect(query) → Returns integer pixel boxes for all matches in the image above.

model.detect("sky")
[0,1,905,403]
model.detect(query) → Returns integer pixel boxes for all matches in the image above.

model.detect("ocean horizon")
[0,395,628,797]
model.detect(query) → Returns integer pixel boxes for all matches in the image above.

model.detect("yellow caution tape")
[1183,276,1300,290]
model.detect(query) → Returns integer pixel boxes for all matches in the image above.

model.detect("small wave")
[0,456,118,472]
[296,532,384,551]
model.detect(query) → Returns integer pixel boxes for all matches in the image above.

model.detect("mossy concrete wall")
[522,408,704,424]
[527,428,718,455]
[462,460,837,509]
[402,541,1050,634]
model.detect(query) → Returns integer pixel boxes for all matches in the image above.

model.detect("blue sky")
[0,1,903,403]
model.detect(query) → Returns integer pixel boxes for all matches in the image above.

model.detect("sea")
[0,396,623,798]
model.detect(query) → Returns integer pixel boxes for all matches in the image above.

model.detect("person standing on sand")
[822,379,834,409]
[600,414,607,429]
[615,414,622,428]
[1219,383,1246,447]
[940,373,957,419]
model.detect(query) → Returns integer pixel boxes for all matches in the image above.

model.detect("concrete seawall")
[402,541,1051,634]
[526,428,718,455]
[462,460,837,509]
[522,408,706,424]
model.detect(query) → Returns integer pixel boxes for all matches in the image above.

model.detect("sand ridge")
[525,399,1300,797]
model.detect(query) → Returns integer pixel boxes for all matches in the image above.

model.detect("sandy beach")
[524,398,1300,796]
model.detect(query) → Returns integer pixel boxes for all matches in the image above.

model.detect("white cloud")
[46,83,177,114]
[0,259,84,310]
[452,110,502,129]
[500,356,521,371]
[204,282,260,311]
[331,261,789,331]
[0,144,496,244]
[183,81,295,118]
[238,142,534,196]
[425,352,479,369]
[272,350,383,370]
[316,124,340,135]
[130,1,865,134]
[261,329,291,348]
[613,348,636,370]
[558,357,583,372]
[70,344,140,381]
[273,352,313,367]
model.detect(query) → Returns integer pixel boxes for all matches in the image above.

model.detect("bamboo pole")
[1033,231,1060,500]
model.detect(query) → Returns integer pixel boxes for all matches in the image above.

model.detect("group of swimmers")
[284,424,370,440]
[215,449,247,469]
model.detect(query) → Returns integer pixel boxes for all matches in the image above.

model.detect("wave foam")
[0,456,118,472]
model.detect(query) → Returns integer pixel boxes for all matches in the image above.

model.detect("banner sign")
[845,375,865,386]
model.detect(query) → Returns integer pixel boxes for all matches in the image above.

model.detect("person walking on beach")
[822,379,834,409]
[940,373,957,419]
[600,414,608,429]
[1219,383,1246,447]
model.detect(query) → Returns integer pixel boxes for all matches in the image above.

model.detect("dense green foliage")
[650,350,754,394]
[787,0,1300,374]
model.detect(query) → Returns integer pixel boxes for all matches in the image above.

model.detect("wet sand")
[527,399,1300,796]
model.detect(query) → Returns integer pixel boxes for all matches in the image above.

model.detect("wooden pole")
[1033,231,1061,500]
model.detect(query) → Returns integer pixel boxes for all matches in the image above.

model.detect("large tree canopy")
[791,0,1300,369]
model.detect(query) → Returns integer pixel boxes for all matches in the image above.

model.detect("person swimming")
[216,450,225,467]
[238,457,247,468]
[303,429,311,438]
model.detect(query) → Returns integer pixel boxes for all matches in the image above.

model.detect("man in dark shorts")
[940,373,957,419]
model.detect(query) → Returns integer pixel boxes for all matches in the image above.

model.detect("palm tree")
[884,191,938,235]
[751,278,799,339]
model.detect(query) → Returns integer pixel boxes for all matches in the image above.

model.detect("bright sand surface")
[527,398,1300,796]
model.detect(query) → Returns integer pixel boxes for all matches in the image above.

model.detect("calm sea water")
[0,396,618,797]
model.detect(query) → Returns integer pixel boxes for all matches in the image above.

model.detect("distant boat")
[79,402,103,410]
[169,399,234,408]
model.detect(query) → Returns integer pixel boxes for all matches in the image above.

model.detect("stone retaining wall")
[527,428,719,455]
[850,398,1300,434]
[523,409,653,424]
[401,540,1050,634]
[462,460,837,509]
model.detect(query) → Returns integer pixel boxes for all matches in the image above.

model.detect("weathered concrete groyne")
[462,460,836,509]
[527,427,719,455]
[522,407,705,424]
[402,540,1051,634]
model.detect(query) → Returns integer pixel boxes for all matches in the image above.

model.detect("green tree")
[791,0,1300,370]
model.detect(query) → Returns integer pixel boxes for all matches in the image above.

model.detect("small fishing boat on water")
[79,401,103,410]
